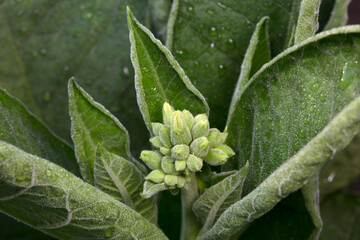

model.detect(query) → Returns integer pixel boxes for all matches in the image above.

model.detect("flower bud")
[151,122,164,136]
[187,154,203,172]
[176,176,186,188]
[150,136,163,148]
[164,175,178,187]
[163,102,174,127]
[191,119,209,139]
[190,137,209,157]
[140,150,162,170]
[160,147,171,156]
[175,159,187,171]
[159,125,172,147]
[215,145,235,157]
[145,169,166,183]
[171,111,192,145]
[204,149,228,166]
[171,144,190,160]
[194,113,207,123]
[161,156,177,175]
[182,110,195,130]
[219,132,228,145]
[208,128,221,147]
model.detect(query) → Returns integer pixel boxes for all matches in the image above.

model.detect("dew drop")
[209,27,217,36]
[311,82,320,92]
[303,118,310,125]
[82,12,93,20]
[206,9,215,16]
[23,164,30,171]
[298,129,306,138]
[217,2,227,9]
[63,66,70,72]
[300,102,306,110]
[104,228,113,238]
[210,43,215,48]
[46,169,52,177]
[16,175,27,181]
[40,48,47,55]
[226,38,235,49]
[319,92,326,102]
[327,172,336,182]
[42,92,51,102]
[51,174,58,181]
[194,61,199,67]
[339,63,356,90]
[187,5,194,13]
[123,67,129,75]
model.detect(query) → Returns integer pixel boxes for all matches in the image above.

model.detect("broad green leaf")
[94,146,157,223]
[0,0,150,155]
[320,193,360,240]
[0,88,79,176]
[149,0,172,42]
[294,0,321,43]
[127,7,209,134]
[167,0,302,128]
[324,0,352,30]
[69,78,143,183]
[228,17,270,118]
[225,26,360,194]
[0,141,167,240]
[320,133,360,197]
[193,162,249,233]
[200,95,360,240]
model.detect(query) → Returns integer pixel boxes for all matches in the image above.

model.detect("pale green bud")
[163,102,175,127]
[190,137,209,157]
[171,111,192,145]
[159,125,172,147]
[176,176,186,188]
[151,122,164,136]
[204,148,228,166]
[161,156,177,175]
[208,128,221,148]
[182,110,195,130]
[140,150,162,170]
[191,119,209,139]
[187,154,203,172]
[160,147,171,156]
[171,144,190,160]
[145,169,166,183]
[215,144,235,157]
[194,113,207,123]
[219,132,228,145]
[150,136,163,148]
[175,159,187,171]
[164,175,178,187]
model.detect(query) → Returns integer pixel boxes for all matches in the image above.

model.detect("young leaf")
[167,0,302,128]
[0,88,79,176]
[0,141,167,240]
[68,78,143,183]
[94,146,157,223]
[193,162,249,233]
[200,95,360,240]
[294,0,321,43]
[149,0,172,42]
[127,7,209,134]
[324,0,352,30]
[141,181,169,199]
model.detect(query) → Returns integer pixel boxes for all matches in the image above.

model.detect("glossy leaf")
[0,88,79,176]
[167,0,302,128]
[94,146,157,223]
[200,95,360,240]
[225,26,360,194]
[193,162,249,233]
[127,7,209,134]
[0,141,167,240]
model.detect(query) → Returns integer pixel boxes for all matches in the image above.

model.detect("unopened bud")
[150,136,163,148]
[190,137,209,157]
[161,156,177,175]
[182,110,195,130]
[160,147,171,156]
[159,125,172,147]
[164,175,178,187]
[208,128,221,147]
[204,149,228,166]
[163,102,175,127]
[194,113,207,123]
[171,111,192,145]
[219,132,228,145]
[140,150,162,170]
[151,122,164,136]
[175,159,186,171]
[171,144,190,160]
[191,119,209,139]
[145,169,166,183]
[215,144,235,157]
[176,176,186,188]
[187,154,203,172]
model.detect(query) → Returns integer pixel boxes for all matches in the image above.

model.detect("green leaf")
[228,17,270,118]
[0,141,167,240]
[0,88,79,176]
[200,95,360,240]
[68,78,143,183]
[141,181,169,199]
[318,0,336,31]
[193,162,249,234]
[0,0,150,155]
[320,193,360,240]
[320,133,360,197]
[324,0,352,30]
[294,0,321,44]
[127,7,209,134]
[149,0,172,42]
[167,0,302,128]
[94,145,157,223]
[225,26,360,194]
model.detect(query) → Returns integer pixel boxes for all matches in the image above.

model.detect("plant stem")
[180,173,201,240]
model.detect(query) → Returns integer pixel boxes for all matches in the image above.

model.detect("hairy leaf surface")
[324,0,352,30]
[0,141,167,240]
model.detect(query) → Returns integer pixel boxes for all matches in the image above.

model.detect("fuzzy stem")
[180,173,201,240]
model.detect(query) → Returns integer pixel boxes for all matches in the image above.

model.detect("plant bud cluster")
[140,102,235,189]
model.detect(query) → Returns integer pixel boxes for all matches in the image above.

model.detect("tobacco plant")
[0,0,359,239]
